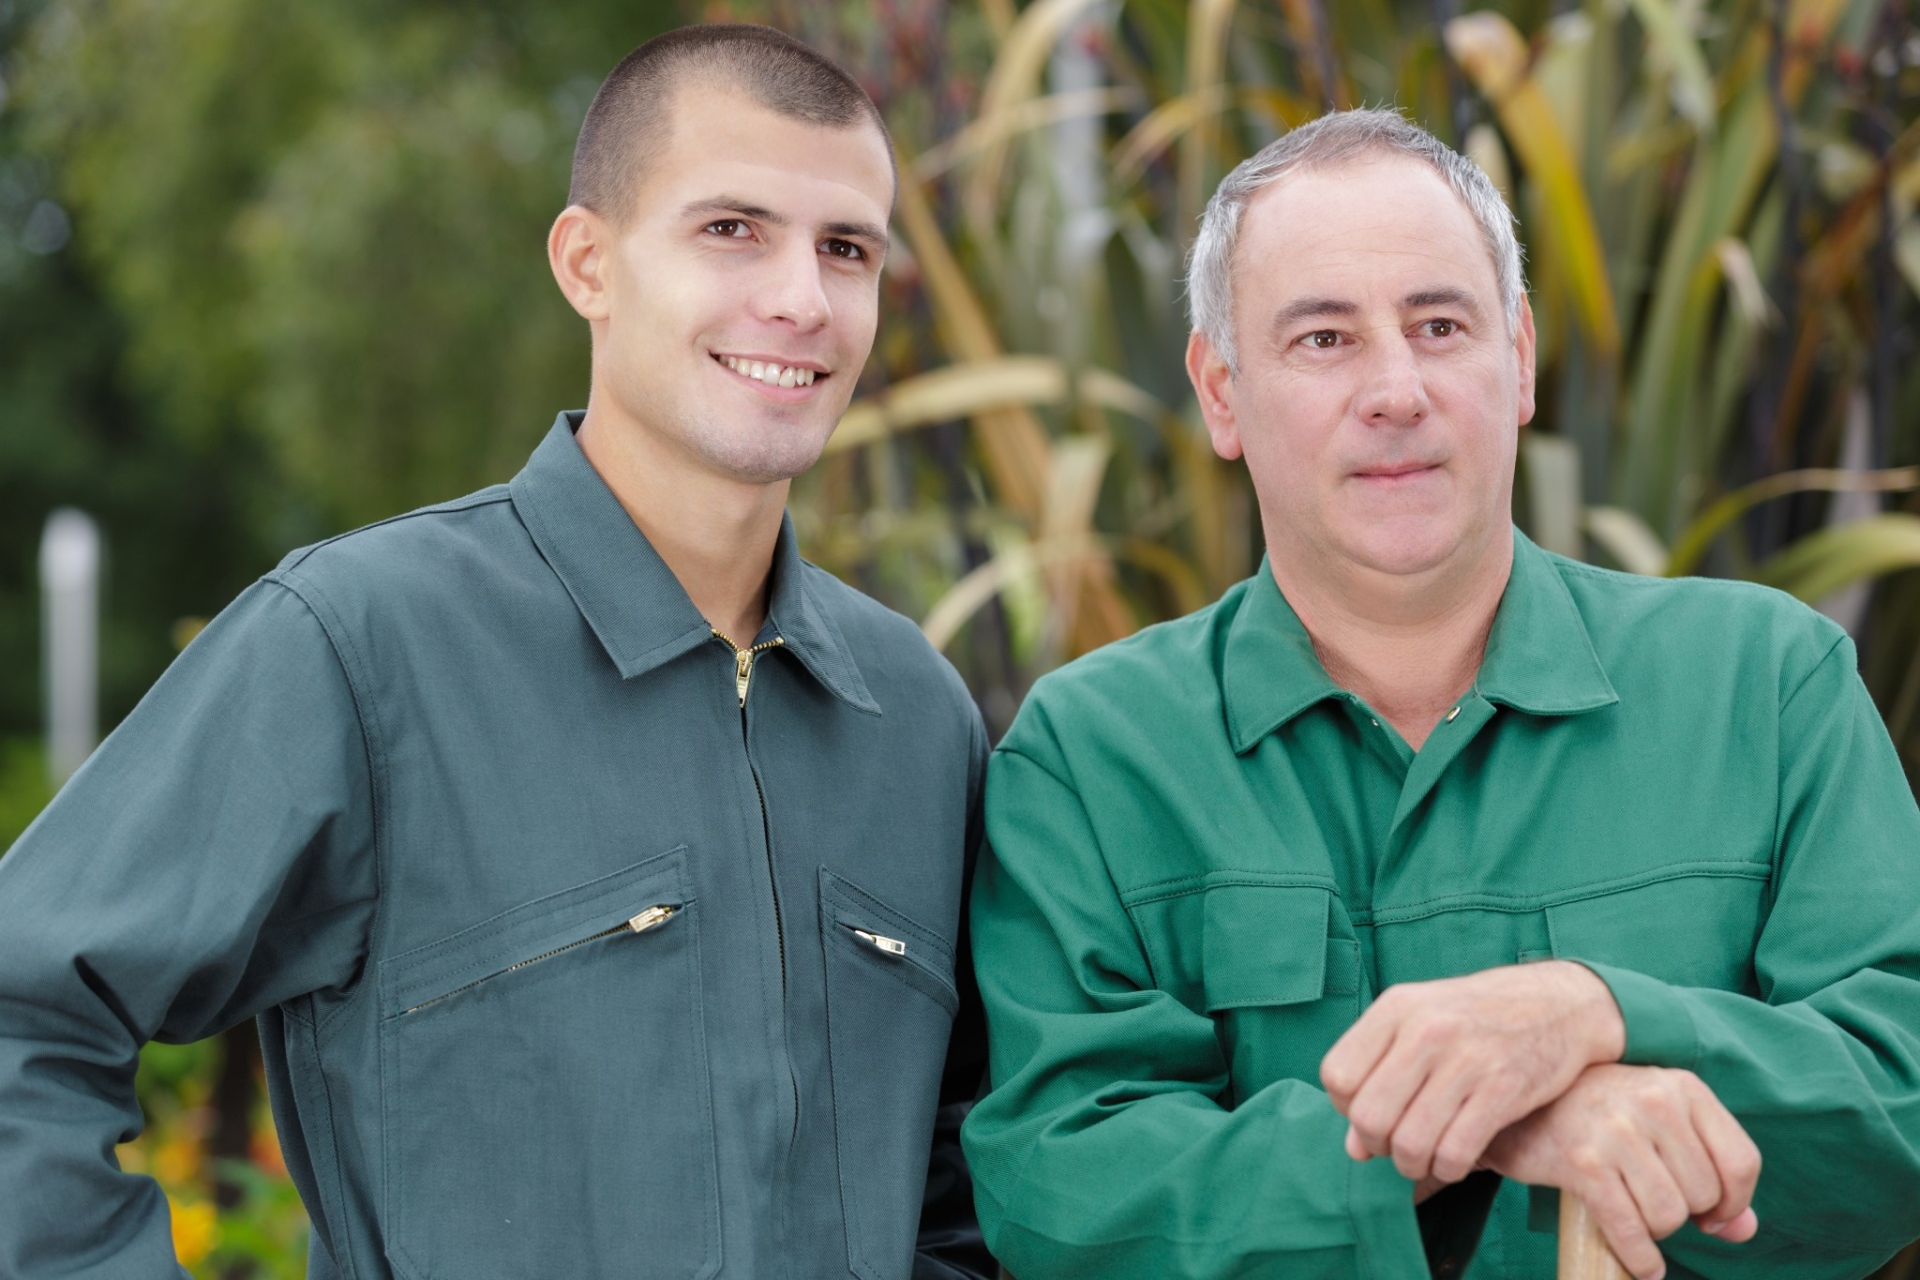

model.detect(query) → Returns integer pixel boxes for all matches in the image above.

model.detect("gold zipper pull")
[852,928,907,957]
[628,904,679,934]
[734,649,753,706]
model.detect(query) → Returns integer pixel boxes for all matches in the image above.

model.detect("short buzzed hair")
[1187,108,1526,375]
[569,24,893,224]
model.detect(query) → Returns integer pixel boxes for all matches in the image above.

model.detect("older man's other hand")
[1320,961,1626,1183]
[1481,1063,1762,1280]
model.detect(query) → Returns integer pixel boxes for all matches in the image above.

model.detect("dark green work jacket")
[964,531,1920,1280]
[0,415,991,1280]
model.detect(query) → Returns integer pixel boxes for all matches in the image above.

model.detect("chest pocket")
[1546,867,1770,995]
[377,846,719,1280]
[1198,885,1362,1101]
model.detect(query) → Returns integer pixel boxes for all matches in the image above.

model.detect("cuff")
[1348,1154,1428,1279]
[1574,960,1699,1068]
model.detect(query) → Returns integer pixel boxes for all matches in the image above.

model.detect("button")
[1446,705,1461,722]
[1370,718,1379,727]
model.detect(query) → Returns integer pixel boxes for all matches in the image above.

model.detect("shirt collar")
[1223,528,1617,754]
[508,412,879,714]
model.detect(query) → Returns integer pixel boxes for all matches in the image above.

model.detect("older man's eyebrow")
[1404,287,1486,318]
[1268,296,1360,332]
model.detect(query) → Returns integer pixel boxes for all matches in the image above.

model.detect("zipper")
[711,627,801,1149]
[849,926,907,957]
[712,629,785,707]
[399,903,680,1016]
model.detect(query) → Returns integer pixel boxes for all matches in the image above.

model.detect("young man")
[963,109,1920,1279]
[0,25,992,1280]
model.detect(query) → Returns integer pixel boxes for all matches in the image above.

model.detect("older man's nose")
[1355,335,1429,427]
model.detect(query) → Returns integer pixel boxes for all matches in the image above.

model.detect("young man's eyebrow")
[681,197,787,226]
[823,220,890,252]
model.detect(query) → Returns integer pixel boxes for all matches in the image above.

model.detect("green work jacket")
[962,531,1920,1280]
[0,415,991,1280]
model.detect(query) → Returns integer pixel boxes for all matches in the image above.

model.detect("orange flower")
[168,1197,219,1268]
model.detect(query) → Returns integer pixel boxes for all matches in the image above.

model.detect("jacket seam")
[260,573,387,1043]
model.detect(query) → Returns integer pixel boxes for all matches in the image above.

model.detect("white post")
[40,508,101,787]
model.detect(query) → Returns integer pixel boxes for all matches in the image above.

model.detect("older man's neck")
[1270,534,1513,752]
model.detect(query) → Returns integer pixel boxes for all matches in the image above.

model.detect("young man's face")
[1191,156,1535,584]
[587,84,894,485]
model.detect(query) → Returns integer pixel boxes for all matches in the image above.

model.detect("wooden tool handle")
[1559,1192,1632,1280]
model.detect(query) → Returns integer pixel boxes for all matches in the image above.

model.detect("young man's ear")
[1186,330,1244,462]
[549,205,614,323]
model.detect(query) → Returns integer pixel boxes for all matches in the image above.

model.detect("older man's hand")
[1320,960,1625,1183]
[1481,1063,1761,1280]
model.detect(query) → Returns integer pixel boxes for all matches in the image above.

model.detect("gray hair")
[1186,107,1526,374]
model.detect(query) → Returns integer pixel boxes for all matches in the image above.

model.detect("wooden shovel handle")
[1559,1192,1631,1280]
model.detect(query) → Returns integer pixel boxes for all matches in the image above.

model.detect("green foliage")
[0,738,52,854]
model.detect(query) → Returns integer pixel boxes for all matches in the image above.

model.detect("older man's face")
[1193,156,1535,584]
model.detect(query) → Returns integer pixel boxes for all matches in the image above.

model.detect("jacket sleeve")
[1578,634,1920,1277]
[0,578,378,1279]
[914,707,996,1280]
[960,709,1426,1280]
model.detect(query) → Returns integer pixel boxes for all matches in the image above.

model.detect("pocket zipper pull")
[852,928,907,957]
[628,905,679,934]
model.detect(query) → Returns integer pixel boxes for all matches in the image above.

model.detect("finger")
[1345,1124,1372,1162]
[1382,1066,1475,1183]
[1320,999,1405,1111]
[1341,1031,1437,1164]
[1646,1102,1722,1218]
[1584,1170,1668,1280]
[1615,1125,1693,1243]
[1685,1084,1762,1228]
[1697,1207,1759,1242]
[1428,1081,1529,1184]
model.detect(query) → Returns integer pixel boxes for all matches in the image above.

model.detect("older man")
[962,109,1920,1280]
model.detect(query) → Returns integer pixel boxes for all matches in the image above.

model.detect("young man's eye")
[707,219,748,238]
[822,239,864,260]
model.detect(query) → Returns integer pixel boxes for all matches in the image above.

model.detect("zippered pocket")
[819,868,959,1280]
[396,903,682,1016]
[380,852,693,1020]
[379,847,721,1280]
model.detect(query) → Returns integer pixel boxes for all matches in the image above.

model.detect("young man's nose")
[755,241,832,332]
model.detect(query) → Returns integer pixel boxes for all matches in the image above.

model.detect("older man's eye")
[1304,331,1340,349]
[1424,319,1458,338]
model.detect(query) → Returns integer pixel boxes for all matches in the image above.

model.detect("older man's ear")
[1186,329,1245,462]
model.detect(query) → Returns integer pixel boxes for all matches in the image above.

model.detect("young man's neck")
[575,401,789,646]
[1267,526,1513,752]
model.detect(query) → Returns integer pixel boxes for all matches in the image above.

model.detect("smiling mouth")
[713,353,824,389]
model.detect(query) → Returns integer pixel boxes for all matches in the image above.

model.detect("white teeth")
[718,356,818,388]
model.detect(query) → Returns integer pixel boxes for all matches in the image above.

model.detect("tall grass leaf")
[1447,12,1622,360]
[1755,514,1920,602]
[1585,505,1671,574]
[1625,0,1716,133]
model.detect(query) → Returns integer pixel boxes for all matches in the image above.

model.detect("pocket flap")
[1202,884,1332,1011]
[1545,870,1766,992]
[381,846,690,1017]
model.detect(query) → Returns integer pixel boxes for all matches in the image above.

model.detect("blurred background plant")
[1,0,1917,1274]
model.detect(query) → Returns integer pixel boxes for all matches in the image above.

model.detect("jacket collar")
[1223,528,1617,754]
[509,413,878,714]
